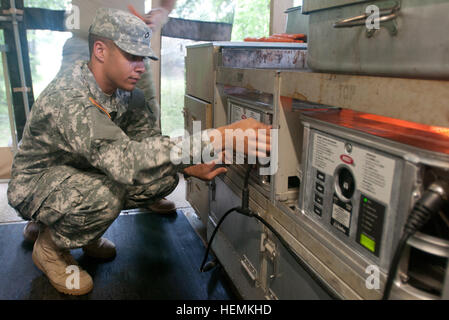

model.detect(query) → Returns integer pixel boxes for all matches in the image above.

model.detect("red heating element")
[303,109,449,155]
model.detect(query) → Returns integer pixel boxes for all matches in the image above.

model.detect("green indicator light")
[360,234,376,253]
[364,197,368,203]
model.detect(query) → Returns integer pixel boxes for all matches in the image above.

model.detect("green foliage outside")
[24,0,70,10]
[231,0,270,41]
[0,0,271,143]
[161,0,270,136]
[172,0,235,24]
[25,0,71,96]
[160,76,185,137]
[0,0,71,146]
[0,31,10,147]
[170,0,270,41]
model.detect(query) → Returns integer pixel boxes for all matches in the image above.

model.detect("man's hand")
[210,118,272,159]
[143,8,170,32]
[184,162,228,181]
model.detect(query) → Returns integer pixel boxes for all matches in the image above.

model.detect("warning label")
[331,194,352,236]
[312,134,344,176]
[332,204,350,228]
[356,151,395,204]
[311,132,396,204]
[230,104,261,123]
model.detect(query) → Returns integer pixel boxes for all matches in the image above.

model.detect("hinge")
[265,288,279,300]
[261,233,277,260]
[261,232,279,280]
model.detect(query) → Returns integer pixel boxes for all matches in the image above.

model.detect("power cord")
[382,181,448,300]
[199,164,253,272]
[200,165,340,299]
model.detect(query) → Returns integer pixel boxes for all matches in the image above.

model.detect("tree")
[24,0,70,10]
[232,0,270,41]
[172,0,235,23]
[160,0,270,136]
[0,0,71,146]
[170,0,270,40]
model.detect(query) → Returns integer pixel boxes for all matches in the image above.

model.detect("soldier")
[7,8,271,295]
[22,0,177,243]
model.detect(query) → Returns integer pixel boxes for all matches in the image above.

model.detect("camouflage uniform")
[60,5,160,126]
[7,8,212,249]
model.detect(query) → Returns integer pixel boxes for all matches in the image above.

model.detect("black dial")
[337,167,355,200]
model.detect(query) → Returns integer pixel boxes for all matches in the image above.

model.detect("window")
[160,37,203,136]
[0,31,12,147]
[27,30,72,98]
[24,0,70,10]
[159,0,270,136]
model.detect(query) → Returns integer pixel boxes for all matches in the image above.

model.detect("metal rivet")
[345,143,353,154]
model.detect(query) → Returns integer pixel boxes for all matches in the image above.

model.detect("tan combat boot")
[83,238,116,259]
[32,227,93,295]
[148,198,177,214]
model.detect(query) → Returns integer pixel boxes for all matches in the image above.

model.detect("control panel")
[298,109,449,298]
[303,130,401,262]
[297,110,443,272]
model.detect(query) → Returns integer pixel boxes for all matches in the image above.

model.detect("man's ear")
[92,40,108,63]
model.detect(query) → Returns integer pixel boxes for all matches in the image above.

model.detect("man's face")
[104,44,146,92]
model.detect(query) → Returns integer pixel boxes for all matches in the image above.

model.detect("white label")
[332,204,351,228]
[312,134,344,176]
[354,150,395,204]
[311,132,396,203]
[230,104,261,123]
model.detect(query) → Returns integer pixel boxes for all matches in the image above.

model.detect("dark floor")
[0,211,238,300]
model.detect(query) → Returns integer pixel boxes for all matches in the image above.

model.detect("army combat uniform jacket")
[8,61,211,236]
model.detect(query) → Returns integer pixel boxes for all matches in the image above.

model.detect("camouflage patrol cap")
[89,8,158,60]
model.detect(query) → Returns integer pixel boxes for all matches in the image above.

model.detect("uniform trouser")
[27,37,169,249]
[32,169,179,250]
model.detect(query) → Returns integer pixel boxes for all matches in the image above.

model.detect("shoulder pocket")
[89,107,126,142]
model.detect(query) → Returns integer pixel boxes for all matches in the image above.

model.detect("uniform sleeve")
[122,88,161,141]
[57,104,214,186]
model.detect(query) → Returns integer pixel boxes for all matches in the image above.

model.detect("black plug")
[382,181,449,300]
[403,182,448,236]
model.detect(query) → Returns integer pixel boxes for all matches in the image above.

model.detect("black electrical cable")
[199,165,254,272]
[199,206,239,272]
[382,182,447,300]
[200,165,340,299]
[382,234,410,300]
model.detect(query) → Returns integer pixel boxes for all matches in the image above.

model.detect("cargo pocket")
[36,186,84,227]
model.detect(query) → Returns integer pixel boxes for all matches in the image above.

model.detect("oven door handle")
[333,3,400,29]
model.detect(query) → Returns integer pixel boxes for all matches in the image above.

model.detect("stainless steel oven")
[226,94,274,197]
[299,109,449,299]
